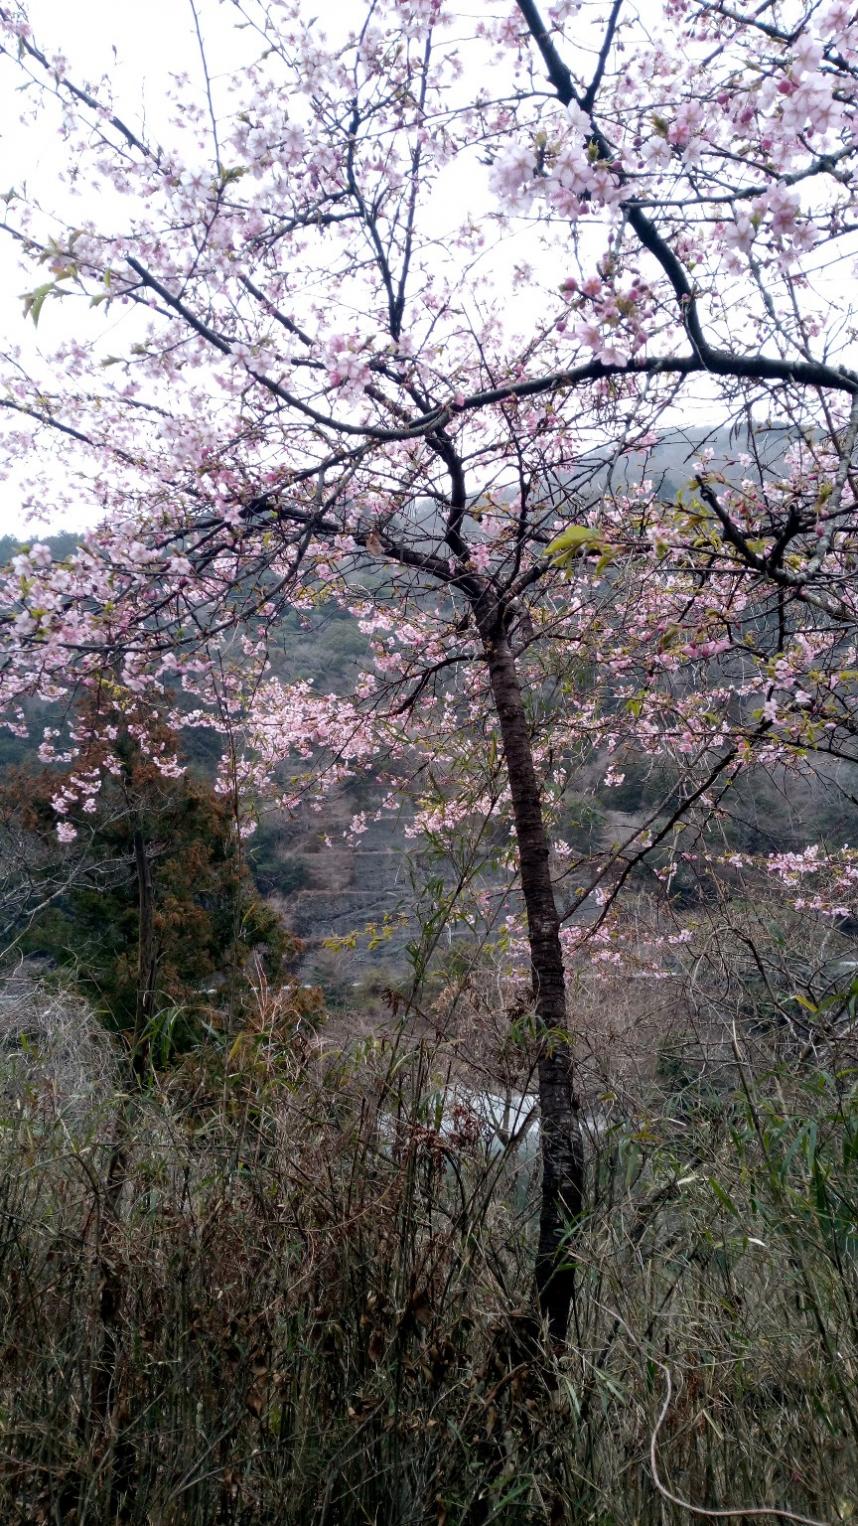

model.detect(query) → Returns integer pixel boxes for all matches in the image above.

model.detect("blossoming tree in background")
[1,0,857,1334]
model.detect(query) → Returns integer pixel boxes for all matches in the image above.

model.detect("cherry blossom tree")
[1,0,857,1335]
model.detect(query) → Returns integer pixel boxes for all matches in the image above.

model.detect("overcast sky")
[1,0,524,538]
[0,0,812,542]
[1,0,208,535]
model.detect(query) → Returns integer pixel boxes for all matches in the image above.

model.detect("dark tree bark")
[89,824,157,1507]
[479,613,584,1339]
[132,823,156,1074]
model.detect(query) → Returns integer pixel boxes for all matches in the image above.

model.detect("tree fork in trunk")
[480,619,585,1340]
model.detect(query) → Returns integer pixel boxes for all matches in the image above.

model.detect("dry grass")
[0,971,855,1524]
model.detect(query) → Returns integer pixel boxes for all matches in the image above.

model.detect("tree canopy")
[1,0,857,1332]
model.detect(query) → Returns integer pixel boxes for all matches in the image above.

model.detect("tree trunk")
[88,824,157,1509]
[132,824,156,1075]
[480,621,584,1339]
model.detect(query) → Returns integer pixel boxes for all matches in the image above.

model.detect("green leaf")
[22,280,57,326]
[708,1177,739,1216]
[217,163,247,188]
[546,524,604,567]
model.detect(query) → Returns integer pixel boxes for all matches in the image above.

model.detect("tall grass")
[0,985,855,1524]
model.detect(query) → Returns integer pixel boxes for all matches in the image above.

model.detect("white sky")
[1,0,525,538]
[0,0,200,535]
[1,0,826,541]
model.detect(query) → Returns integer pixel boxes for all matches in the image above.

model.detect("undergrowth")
[0,987,855,1525]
